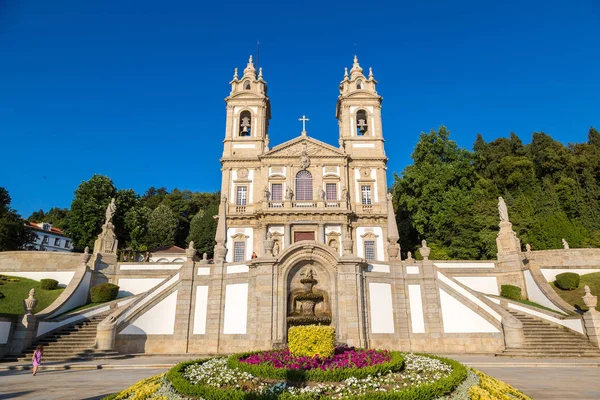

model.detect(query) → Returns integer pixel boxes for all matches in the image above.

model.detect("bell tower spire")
[336,55,385,158]
[222,55,271,158]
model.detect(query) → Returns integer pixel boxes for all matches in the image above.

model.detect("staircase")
[15,313,121,362]
[500,310,600,357]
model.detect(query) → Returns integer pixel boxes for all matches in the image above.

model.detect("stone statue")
[419,239,431,260]
[273,240,280,256]
[386,192,393,202]
[341,187,348,202]
[525,243,532,252]
[105,198,117,224]
[329,239,339,254]
[498,197,509,223]
[321,188,326,201]
[263,186,270,201]
[286,187,294,201]
[562,238,569,249]
[202,252,208,260]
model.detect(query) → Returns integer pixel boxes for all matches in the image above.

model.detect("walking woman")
[32,344,43,376]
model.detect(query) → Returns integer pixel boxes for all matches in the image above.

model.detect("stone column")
[582,286,600,348]
[317,223,325,244]
[260,223,267,256]
[285,224,292,247]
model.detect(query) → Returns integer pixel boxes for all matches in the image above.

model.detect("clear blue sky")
[1,0,599,217]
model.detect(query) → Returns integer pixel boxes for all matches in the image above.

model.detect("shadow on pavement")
[0,391,35,399]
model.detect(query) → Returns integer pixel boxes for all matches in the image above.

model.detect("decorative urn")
[583,285,598,312]
[24,289,38,315]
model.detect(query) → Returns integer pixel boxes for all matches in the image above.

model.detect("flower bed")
[104,352,531,400]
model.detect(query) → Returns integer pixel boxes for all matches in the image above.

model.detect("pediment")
[263,136,345,158]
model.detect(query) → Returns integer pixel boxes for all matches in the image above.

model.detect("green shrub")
[228,350,404,383]
[40,279,59,290]
[555,272,580,291]
[0,292,4,300]
[90,283,119,303]
[288,325,336,358]
[501,284,522,300]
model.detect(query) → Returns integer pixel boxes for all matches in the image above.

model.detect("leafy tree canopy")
[0,187,36,251]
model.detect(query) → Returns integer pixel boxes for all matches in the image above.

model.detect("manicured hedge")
[40,279,59,290]
[227,350,404,382]
[555,272,580,291]
[501,284,522,300]
[90,283,119,303]
[288,325,336,358]
[166,353,467,400]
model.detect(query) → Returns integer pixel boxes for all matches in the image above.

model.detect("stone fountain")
[287,269,331,327]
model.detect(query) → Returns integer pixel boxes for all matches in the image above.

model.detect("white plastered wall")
[117,278,165,298]
[119,291,178,335]
[193,286,209,334]
[0,321,11,344]
[523,270,564,313]
[355,227,384,261]
[223,283,248,334]
[455,277,499,295]
[408,284,425,333]
[368,283,394,333]
[439,289,500,333]
[225,227,254,262]
[47,271,92,318]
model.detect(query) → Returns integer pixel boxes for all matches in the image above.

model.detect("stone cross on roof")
[299,115,310,135]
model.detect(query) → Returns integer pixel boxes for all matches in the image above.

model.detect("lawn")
[551,272,600,312]
[0,275,65,315]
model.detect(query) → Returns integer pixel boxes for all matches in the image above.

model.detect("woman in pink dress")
[32,344,43,376]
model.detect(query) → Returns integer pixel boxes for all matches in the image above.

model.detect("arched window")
[239,111,251,136]
[295,170,313,200]
[356,109,368,135]
[244,81,251,90]
[356,79,363,90]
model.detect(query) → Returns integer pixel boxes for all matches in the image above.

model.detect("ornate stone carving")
[299,151,310,169]
[81,246,91,264]
[94,200,119,255]
[24,289,37,315]
[419,240,431,260]
[360,167,371,179]
[263,232,275,257]
[237,168,249,179]
[405,251,415,263]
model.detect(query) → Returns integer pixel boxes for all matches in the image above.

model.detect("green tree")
[114,189,141,246]
[124,206,152,251]
[146,203,178,249]
[28,207,70,230]
[66,175,117,251]
[187,205,218,258]
[0,187,36,251]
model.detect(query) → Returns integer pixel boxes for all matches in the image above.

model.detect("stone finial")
[386,191,401,260]
[199,252,209,265]
[233,67,238,80]
[368,67,374,80]
[583,285,598,312]
[188,241,194,249]
[562,238,570,250]
[258,67,263,79]
[243,55,256,78]
[344,67,349,79]
[81,246,92,264]
[186,241,197,260]
[263,232,274,257]
[405,251,415,264]
[350,55,363,77]
[213,195,228,262]
[24,289,37,315]
[419,240,431,260]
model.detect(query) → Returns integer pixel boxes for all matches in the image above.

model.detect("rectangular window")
[233,242,246,262]
[236,186,247,206]
[325,183,337,201]
[65,240,71,248]
[54,238,61,246]
[43,235,49,244]
[361,185,372,205]
[271,183,283,202]
[364,240,376,260]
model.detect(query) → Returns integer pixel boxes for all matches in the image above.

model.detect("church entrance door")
[294,231,315,242]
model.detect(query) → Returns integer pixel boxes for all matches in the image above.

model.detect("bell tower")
[336,56,385,158]
[223,56,271,158]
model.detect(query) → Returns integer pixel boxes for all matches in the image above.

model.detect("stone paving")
[1,355,600,399]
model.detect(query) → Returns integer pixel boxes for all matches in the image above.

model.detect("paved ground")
[1,355,600,399]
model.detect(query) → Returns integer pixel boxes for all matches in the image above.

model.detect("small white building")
[25,222,73,252]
